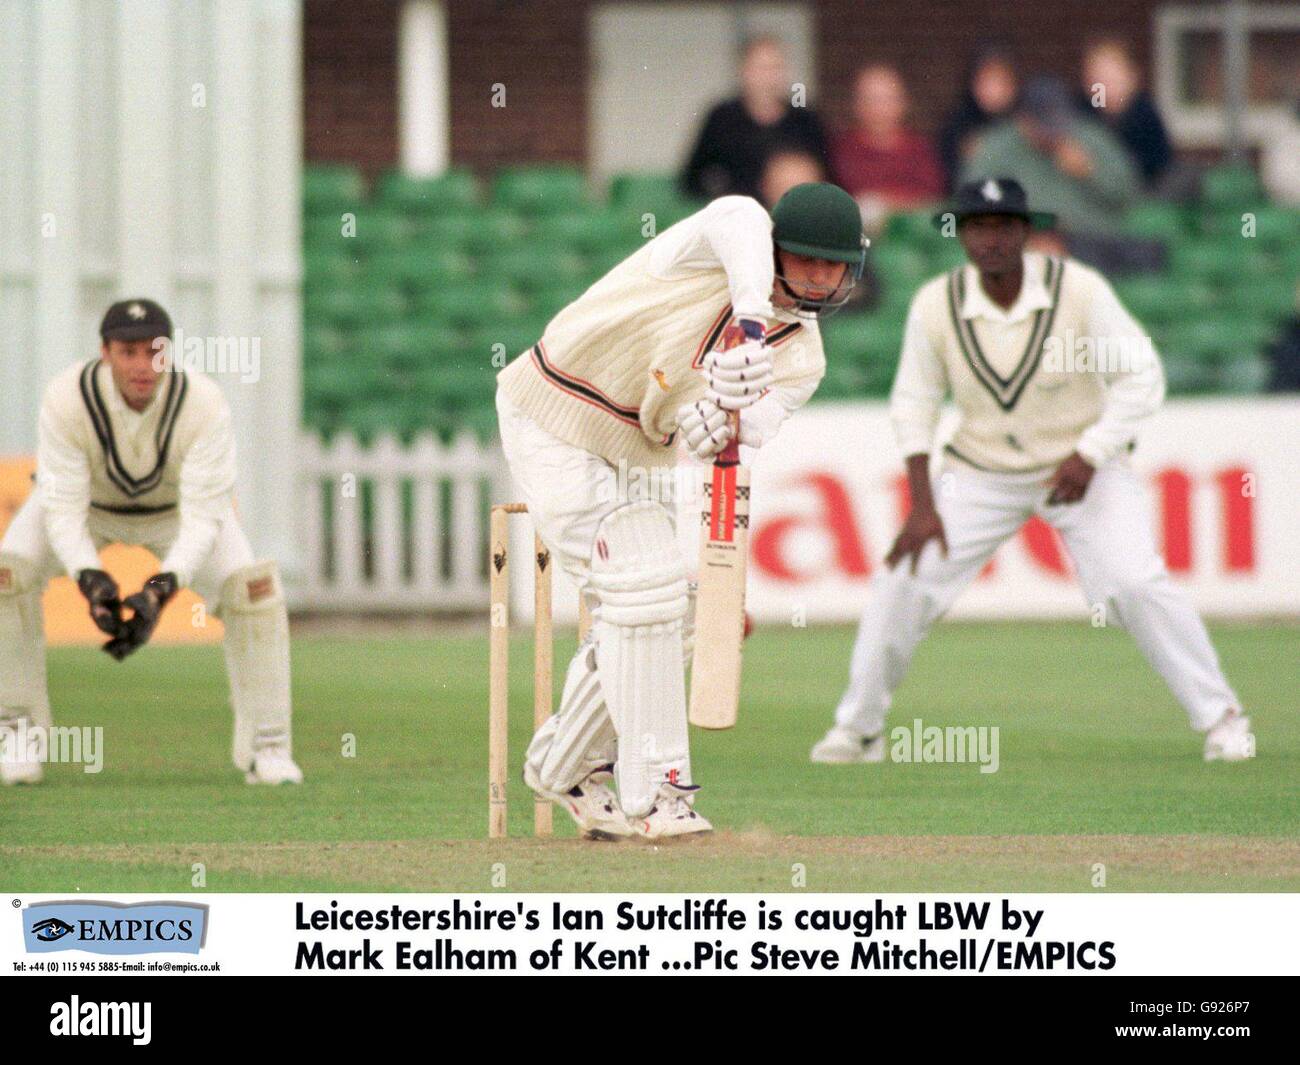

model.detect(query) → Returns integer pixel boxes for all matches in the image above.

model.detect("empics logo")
[50,996,151,1045]
[22,901,208,956]
[30,917,75,943]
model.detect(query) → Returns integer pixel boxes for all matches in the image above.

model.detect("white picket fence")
[296,431,508,612]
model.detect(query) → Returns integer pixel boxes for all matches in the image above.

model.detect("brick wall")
[303,0,400,176]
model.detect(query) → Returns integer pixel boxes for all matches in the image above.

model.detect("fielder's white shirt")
[36,359,237,586]
[890,252,1165,472]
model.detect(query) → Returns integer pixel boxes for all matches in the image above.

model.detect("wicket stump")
[488,503,592,839]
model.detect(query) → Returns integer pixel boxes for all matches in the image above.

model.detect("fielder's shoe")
[811,725,885,764]
[245,749,304,785]
[0,715,44,786]
[524,762,633,841]
[1203,709,1254,763]
[632,781,713,840]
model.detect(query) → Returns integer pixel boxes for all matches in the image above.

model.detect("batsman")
[497,184,867,839]
[0,299,302,786]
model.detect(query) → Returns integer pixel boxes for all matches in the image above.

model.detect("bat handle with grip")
[716,411,741,467]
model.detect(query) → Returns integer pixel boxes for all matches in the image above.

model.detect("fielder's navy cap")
[932,177,1057,230]
[100,298,173,341]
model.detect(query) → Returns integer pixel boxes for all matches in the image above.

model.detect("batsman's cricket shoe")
[246,749,304,785]
[1203,709,1254,763]
[633,781,713,840]
[524,763,634,841]
[810,725,885,764]
[0,715,44,786]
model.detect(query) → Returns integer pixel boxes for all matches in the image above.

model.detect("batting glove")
[77,568,123,637]
[704,319,773,410]
[676,399,764,461]
[103,572,178,662]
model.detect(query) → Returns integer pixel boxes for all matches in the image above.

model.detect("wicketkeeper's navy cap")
[100,298,173,341]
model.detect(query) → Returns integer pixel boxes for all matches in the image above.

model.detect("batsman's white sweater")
[497,196,826,470]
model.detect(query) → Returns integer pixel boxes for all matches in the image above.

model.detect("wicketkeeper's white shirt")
[35,359,236,586]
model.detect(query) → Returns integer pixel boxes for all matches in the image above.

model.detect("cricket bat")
[688,327,752,730]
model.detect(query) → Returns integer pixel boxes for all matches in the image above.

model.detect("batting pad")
[0,553,52,731]
[219,560,292,771]
[526,634,617,794]
[587,502,690,818]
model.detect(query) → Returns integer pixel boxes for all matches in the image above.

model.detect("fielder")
[812,178,1253,765]
[0,299,302,786]
[498,184,867,838]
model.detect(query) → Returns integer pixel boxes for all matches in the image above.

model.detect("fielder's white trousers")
[1,488,256,612]
[835,461,1239,737]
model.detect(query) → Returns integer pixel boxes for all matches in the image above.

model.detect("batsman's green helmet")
[769,182,869,317]
[771,182,868,267]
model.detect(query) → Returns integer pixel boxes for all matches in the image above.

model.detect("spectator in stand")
[1076,39,1172,189]
[830,64,944,220]
[961,75,1140,239]
[757,147,826,209]
[681,34,831,202]
[937,44,1021,192]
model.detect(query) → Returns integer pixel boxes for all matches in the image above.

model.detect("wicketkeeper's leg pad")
[218,561,293,772]
[0,553,51,731]
[587,502,690,818]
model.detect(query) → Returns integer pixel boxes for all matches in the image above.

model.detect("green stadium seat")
[303,259,361,299]
[1216,355,1270,394]
[304,324,348,364]
[415,364,495,411]
[1123,201,1189,242]
[1169,240,1257,285]
[1247,206,1300,249]
[460,209,531,255]
[367,247,475,292]
[376,169,480,214]
[303,165,365,215]
[372,323,469,372]
[607,173,699,226]
[414,280,529,331]
[465,322,542,364]
[350,210,413,253]
[494,165,588,215]
[1161,353,1218,395]
[531,280,592,321]
[883,209,947,251]
[1200,164,1263,209]
[1226,278,1297,323]
[927,242,967,274]
[480,245,589,292]
[532,210,639,256]
[589,238,650,274]
[1115,276,1190,326]
[304,216,366,253]
[870,244,931,289]
[305,284,407,330]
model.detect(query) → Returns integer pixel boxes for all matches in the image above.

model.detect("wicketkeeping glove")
[77,568,123,637]
[704,319,773,410]
[103,572,179,662]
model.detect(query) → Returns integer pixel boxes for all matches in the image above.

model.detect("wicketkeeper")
[497,184,867,839]
[0,299,302,785]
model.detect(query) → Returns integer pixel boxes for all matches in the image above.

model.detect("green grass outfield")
[2,621,1296,892]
